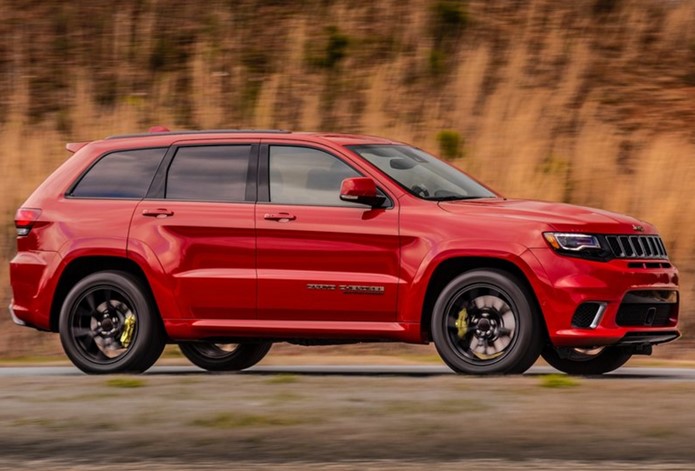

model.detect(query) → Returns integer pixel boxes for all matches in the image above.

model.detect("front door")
[256,144,400,322]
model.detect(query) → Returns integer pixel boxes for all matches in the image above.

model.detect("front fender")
[398,239,551,342]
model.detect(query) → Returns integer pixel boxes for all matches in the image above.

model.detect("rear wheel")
[59,271,165,374]
[178,342,272,371]
[431,269,543,375]
[541,346,632,375]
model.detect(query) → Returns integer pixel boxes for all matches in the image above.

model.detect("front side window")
[269,146,361,206]
[166,145,251,202]
[70,148,166,198]
[348,145,496,201]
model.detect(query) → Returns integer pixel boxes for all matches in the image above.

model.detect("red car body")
[9,130,680,373]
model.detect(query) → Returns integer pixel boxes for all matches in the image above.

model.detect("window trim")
[258,143,393,209]
[65,147,169,200]
[145,143,259,203]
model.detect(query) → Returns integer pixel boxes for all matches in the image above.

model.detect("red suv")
[9,129,680,374]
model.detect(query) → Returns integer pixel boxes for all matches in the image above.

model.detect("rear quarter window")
[70,148,167,199]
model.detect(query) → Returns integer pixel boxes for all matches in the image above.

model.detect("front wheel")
[431,269,543,375]
[541,346,632,375]
[178,342,272,371]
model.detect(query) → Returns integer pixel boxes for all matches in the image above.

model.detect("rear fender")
[126,239,182,323]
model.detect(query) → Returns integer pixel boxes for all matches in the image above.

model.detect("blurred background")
[0,0,693,358]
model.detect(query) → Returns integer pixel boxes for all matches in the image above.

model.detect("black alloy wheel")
[541,345,633,375]
[179,342,272,372]
[59,271,165,374]
[431,269,543,375]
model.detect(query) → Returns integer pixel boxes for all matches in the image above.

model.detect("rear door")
[129,141,258,320]
[255,142,400,322]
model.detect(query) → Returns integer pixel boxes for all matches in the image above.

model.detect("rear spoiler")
[66,142,89,153]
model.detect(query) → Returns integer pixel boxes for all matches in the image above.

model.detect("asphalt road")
[3,362,695,469]
[2,364,695,379]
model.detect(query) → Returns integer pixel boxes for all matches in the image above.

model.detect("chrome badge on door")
[307,284,385,295]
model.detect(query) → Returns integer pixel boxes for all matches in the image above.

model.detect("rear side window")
[165,145,251,202]
[70,148,166,198]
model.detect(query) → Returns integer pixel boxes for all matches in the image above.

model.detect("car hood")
[438,198,655,234]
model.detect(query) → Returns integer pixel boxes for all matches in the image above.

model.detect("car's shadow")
[137,365,686,380]
[0,365,685,380]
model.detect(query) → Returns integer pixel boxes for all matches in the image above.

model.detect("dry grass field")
[0,0,694,356]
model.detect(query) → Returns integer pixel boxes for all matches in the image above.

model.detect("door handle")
[142,208,174,218]
[264,212,296,222]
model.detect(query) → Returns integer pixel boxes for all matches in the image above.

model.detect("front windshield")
[347,145,496,201]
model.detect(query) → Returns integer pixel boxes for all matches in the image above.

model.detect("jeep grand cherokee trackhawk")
[9,128,680,374]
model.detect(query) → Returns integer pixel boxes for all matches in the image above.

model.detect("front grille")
[605,235,667,259]
[615,290,678,327]
[627,262,671,269]
[616,304,671,327]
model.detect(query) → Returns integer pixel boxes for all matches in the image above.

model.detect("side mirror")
[340,177,386,208]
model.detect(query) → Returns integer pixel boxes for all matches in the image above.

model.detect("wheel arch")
[49,255,159,332]
[419,256,547,342]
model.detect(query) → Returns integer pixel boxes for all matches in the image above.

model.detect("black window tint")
[269,146,360,206]
[166,145,250,202]
[71,148,166,198]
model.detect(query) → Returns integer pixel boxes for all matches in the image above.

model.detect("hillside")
[1,0,693,356]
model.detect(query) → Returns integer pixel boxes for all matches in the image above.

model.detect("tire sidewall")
[431,269,539,374]
[179,342,272,372]
[541,346,633,375]
[59,271,157,374]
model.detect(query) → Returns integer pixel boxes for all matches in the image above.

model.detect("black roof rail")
[105,129,292,140]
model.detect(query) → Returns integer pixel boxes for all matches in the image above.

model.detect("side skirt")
[164,319,425,344]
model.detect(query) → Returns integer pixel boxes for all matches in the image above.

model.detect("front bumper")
[614,331,680,346]
[529,247,680,348]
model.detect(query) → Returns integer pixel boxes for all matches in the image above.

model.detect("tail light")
[15,208,42,236]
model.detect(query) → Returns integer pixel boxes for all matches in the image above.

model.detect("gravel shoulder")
[1,372,695,469]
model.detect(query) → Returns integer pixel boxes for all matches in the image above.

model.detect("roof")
[105,129,291,139]
[99,127,403,146]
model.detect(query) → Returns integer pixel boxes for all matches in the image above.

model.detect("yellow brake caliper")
[120,314,136,347]
[455,308,468,339]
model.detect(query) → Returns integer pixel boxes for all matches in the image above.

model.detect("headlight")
[543,232,611,261]
[544,233,600,251]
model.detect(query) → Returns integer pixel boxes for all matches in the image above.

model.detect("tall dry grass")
[1,0,694,356]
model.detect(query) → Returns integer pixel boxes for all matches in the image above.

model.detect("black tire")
[541,346,632,375]
[59,270,166,374]
[178,342,272,372]
[431,269,543,375]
